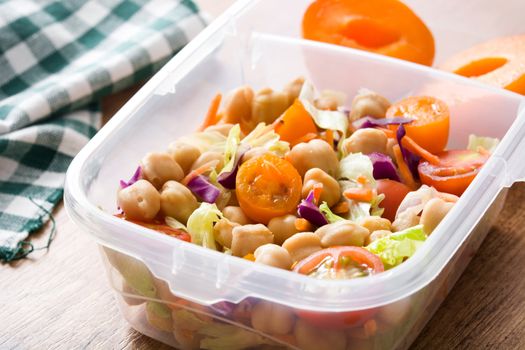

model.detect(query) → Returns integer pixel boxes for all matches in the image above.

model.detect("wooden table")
[2,1,525,349]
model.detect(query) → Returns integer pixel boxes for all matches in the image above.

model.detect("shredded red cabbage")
[297,190,328,227]
[187,175,221,203]
[353,116,413,129]
[368,152,400,182]
[217,146,250,190]
[119,166,142,189]
[396,125,420,179]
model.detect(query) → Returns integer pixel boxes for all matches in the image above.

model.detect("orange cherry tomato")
[302,0,435,66]
[418,150,489,196]
[236,153,302,224]
[376,179,411,221]
[440,35,525,95]
[115,215,192,242]
[274,99,318,146]
[294,247,384,329]
[387,96,450,154]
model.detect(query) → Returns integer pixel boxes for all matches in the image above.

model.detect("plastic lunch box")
[64,0,525,349]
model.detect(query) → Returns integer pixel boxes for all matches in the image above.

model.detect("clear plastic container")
[64,1,525,349]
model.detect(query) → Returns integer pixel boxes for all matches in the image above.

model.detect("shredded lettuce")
[221,124,241,173]
[177,130,227,153]
[337,153,378,221]
[165,216,188,231]
[299,80,349,135]
[199,323,275,350]
[319,202,345,223]
[241,123,289,157]
[187,203,224,250]
[370,193,386,217]
[468,134,499,153]
[366,225,427,269]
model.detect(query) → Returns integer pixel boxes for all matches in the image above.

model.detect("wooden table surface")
[2,1,525,349]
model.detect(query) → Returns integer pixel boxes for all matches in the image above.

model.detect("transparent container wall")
[233,0,525,64]
[87,32,521,212]
[99,188,506,350]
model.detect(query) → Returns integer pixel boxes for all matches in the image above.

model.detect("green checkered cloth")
[0,0,205,262]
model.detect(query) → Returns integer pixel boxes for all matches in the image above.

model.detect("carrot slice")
[243,253,256,261]
[312,183,324,204]
[295,218,313,232]
[292,132,319,146]
[343,188,374,202]
[181,161,217,185]
[402,137,441,165]
[393,144,417,190]
[198,94,222,131]
[332,201,350,214]
[324,129,334,148]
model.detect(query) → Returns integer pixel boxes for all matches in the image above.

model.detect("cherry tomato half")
[293,247,384,329]
[376,179,411,221]
[236,153,302,224]
[115,214,191,242]
[418,149,489,196]
[387,95,450,154]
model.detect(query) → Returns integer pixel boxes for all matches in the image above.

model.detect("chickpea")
[191,151,224,172]
[254,244,293,270]
[213,218,238,249]
[283,77,305,104]
[358,216,391,233]
[223,206,252,225]
[252,88,291,125]
[160,181,198,224]
[392,210,420,232]
[118,179,160,221]
[294,319,346,350]
[315,221,369,248]
[204,123,235,136]
[241,146,269,164]
[302,168,341,207]
[141,152,183,189]
[286,139,339,177]
[168,142,201,175]
[231,224,274,257]
[420,198,454,234]
[341,128,387,155]
[221,86,254,125]
[314,90,346,111]
[267,214,299,245]
[251,301,295,335]
[282,232,322,262]
[349,89,391,121]
[367,230,392,245]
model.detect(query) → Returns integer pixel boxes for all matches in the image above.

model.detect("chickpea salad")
[116,78,499,279]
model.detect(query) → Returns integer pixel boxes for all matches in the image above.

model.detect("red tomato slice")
[376,179,411,221]
[418,149,489,196]
[293,247,384,329]
[115,214,191,242]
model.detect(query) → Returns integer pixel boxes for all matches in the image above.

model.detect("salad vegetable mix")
[113,78,499,349]
[116,78,498,276]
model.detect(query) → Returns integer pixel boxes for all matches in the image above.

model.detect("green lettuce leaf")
[177,130,227,153]
[319,202,345,223]
[221,124,242,173]
[165,216,188,231]
[467,134,499,153]
[299,80,349,135]
[366,225,427,269]
[187,203,224,250]
[199,323,275,350]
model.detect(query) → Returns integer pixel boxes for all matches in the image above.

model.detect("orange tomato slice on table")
[236,153,302,224]
[302,0,435,66]
[387,95,450,154]
[440,35,525,95]
[418,150,489,196]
